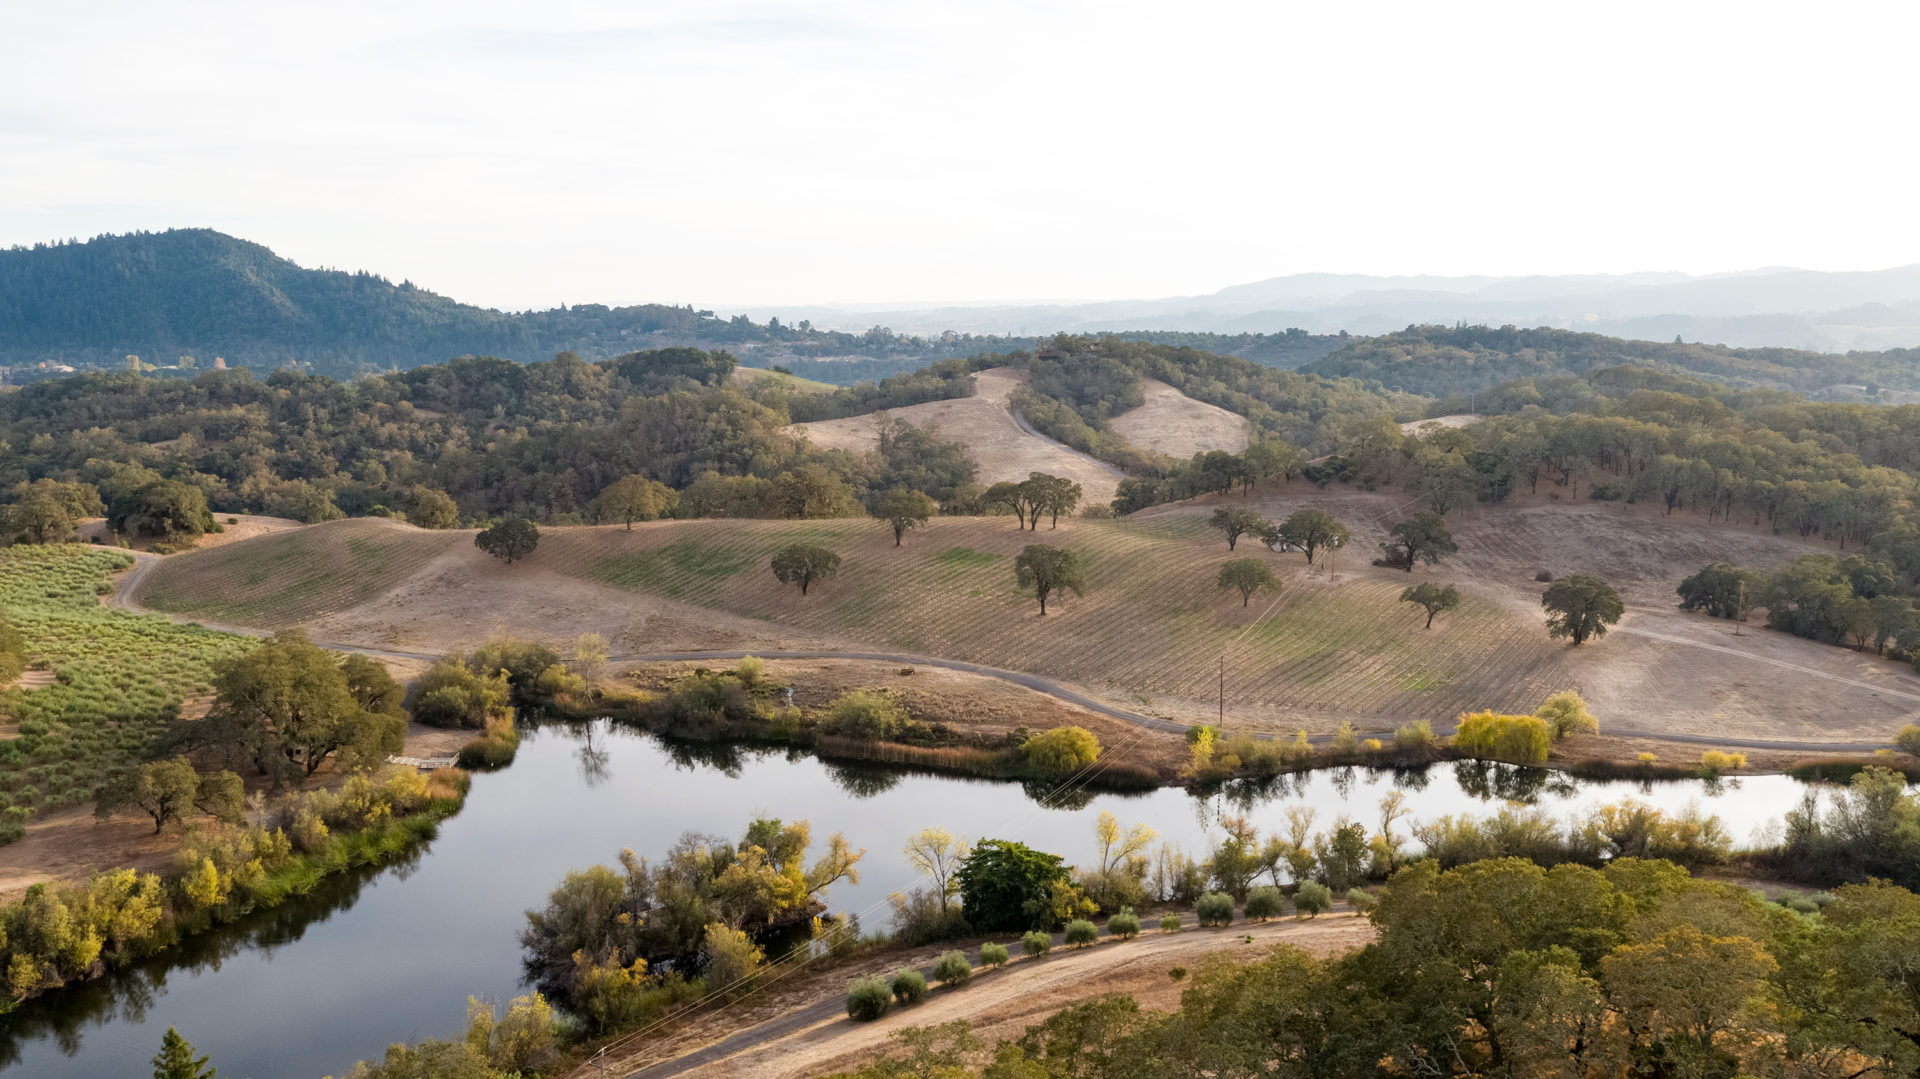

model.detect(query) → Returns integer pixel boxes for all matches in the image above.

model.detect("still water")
[0,720,1813,1078]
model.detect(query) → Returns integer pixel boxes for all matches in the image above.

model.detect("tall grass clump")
[456,717,521,769]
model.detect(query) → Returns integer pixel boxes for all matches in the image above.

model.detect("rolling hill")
[135,491,1920,745]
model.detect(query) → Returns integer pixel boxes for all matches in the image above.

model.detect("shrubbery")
[1244,885,1284,921]
[1346,887,1376,914]
[824,690,908,740]
[890,968,928,1004]
[1107,909,1141,939]
[980,941,1009,967]
[1022,930,1052,957]
[1196,892,1234,926]
[932,950,972,985]
[1064,919,1097,947]
[1160,913,1183,933]
[1294,881,1333,917]
[1452,711,1552,764]
[456,717,521,769]
[1023,726,1100,774]
[847,976,892,1021]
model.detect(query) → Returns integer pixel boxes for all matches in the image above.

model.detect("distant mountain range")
[725,266,1920,353]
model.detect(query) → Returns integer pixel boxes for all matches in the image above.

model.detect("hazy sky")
[4,1,1917,309]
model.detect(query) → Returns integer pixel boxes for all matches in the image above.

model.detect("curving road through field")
[108,553,1893,754]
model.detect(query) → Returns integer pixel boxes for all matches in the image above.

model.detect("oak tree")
[1400,582,1462,628]
[771,543,841,595]
[1542,574,1624,645]
[873,488,938,546]
[1014,544,1086,615]
[475,516,540,564]
[1217,558,1279,606]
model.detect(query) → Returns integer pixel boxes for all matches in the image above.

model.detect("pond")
[0,720,1817,1078]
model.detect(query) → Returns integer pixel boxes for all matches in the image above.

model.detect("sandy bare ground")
[1399,413,1482,433]
[1109,378,1249,459]
[617,913,1373,1079]
[74,513,303,551]
[790,368,1122,503]
[0,806,181,901]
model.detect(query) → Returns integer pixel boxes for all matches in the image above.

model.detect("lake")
[0,720,1816,1078]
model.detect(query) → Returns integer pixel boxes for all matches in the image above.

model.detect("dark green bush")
[1294,881,1333,917]
[932,951,972,986]
[890,968,927,1004]
[1196,892,1234,926]
[1244,886,1284,921]
[847,976,892,1021]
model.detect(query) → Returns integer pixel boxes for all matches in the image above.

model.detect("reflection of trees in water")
[0,854,405,1068]
[822,761,902,798]
[1452,760,1578,803]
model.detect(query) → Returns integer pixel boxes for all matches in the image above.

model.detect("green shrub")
[932,951,972,986]
[1168,966,1187,981]
[1196,892,1234,926]
[1782,895,1820,915]
[1345,887,1376,914]
[1063,919,1097,947]
[1160,913,1183,933]
[1244,885,1284,921]
[1294,881,1333,918]
[1393,719,1435,752]
[890,968,928,1004]
[455,717,520,769]
[980,941,1009,967]
[847,976,892,1021]
[825,690,907,740]
[1022,930,1052,957]
[1106,909,1141,939]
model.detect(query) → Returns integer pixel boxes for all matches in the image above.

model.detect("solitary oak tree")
[1209,507,1269,551]
[874,488,938,546]
[1383,511,1458,571]
[1218,558,1280,606]
[1278,509,1349,566]
[1400,582,1462,628]
[1542,574,1624,645]
[1014,544,1086,615]
[475,516,540,564]
[772,543,842,595]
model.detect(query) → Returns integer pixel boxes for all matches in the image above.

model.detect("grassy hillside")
[141,513,1568,728]
[139,518,463,627]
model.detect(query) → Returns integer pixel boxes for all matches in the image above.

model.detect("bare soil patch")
[0,805,181,902]
[1399,413,1482,433]
[790,368,1121,503]
[1109,378,1249,459]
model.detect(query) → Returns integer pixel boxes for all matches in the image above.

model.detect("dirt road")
[611,911,1373,1079]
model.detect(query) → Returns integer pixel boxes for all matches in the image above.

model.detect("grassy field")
[0,546,253,838]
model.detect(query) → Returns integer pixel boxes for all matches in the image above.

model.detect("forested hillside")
[0,230,1015,379]
[1303,324,1920,397]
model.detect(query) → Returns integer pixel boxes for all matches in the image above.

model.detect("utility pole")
[592,1047,608,1077]
[1733,578,1746,637]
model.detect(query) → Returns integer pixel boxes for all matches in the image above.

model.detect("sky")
[4,0,1918,310]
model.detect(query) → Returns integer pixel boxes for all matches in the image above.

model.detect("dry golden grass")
[1110,377,1249,458]
[790,367,1123,503]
